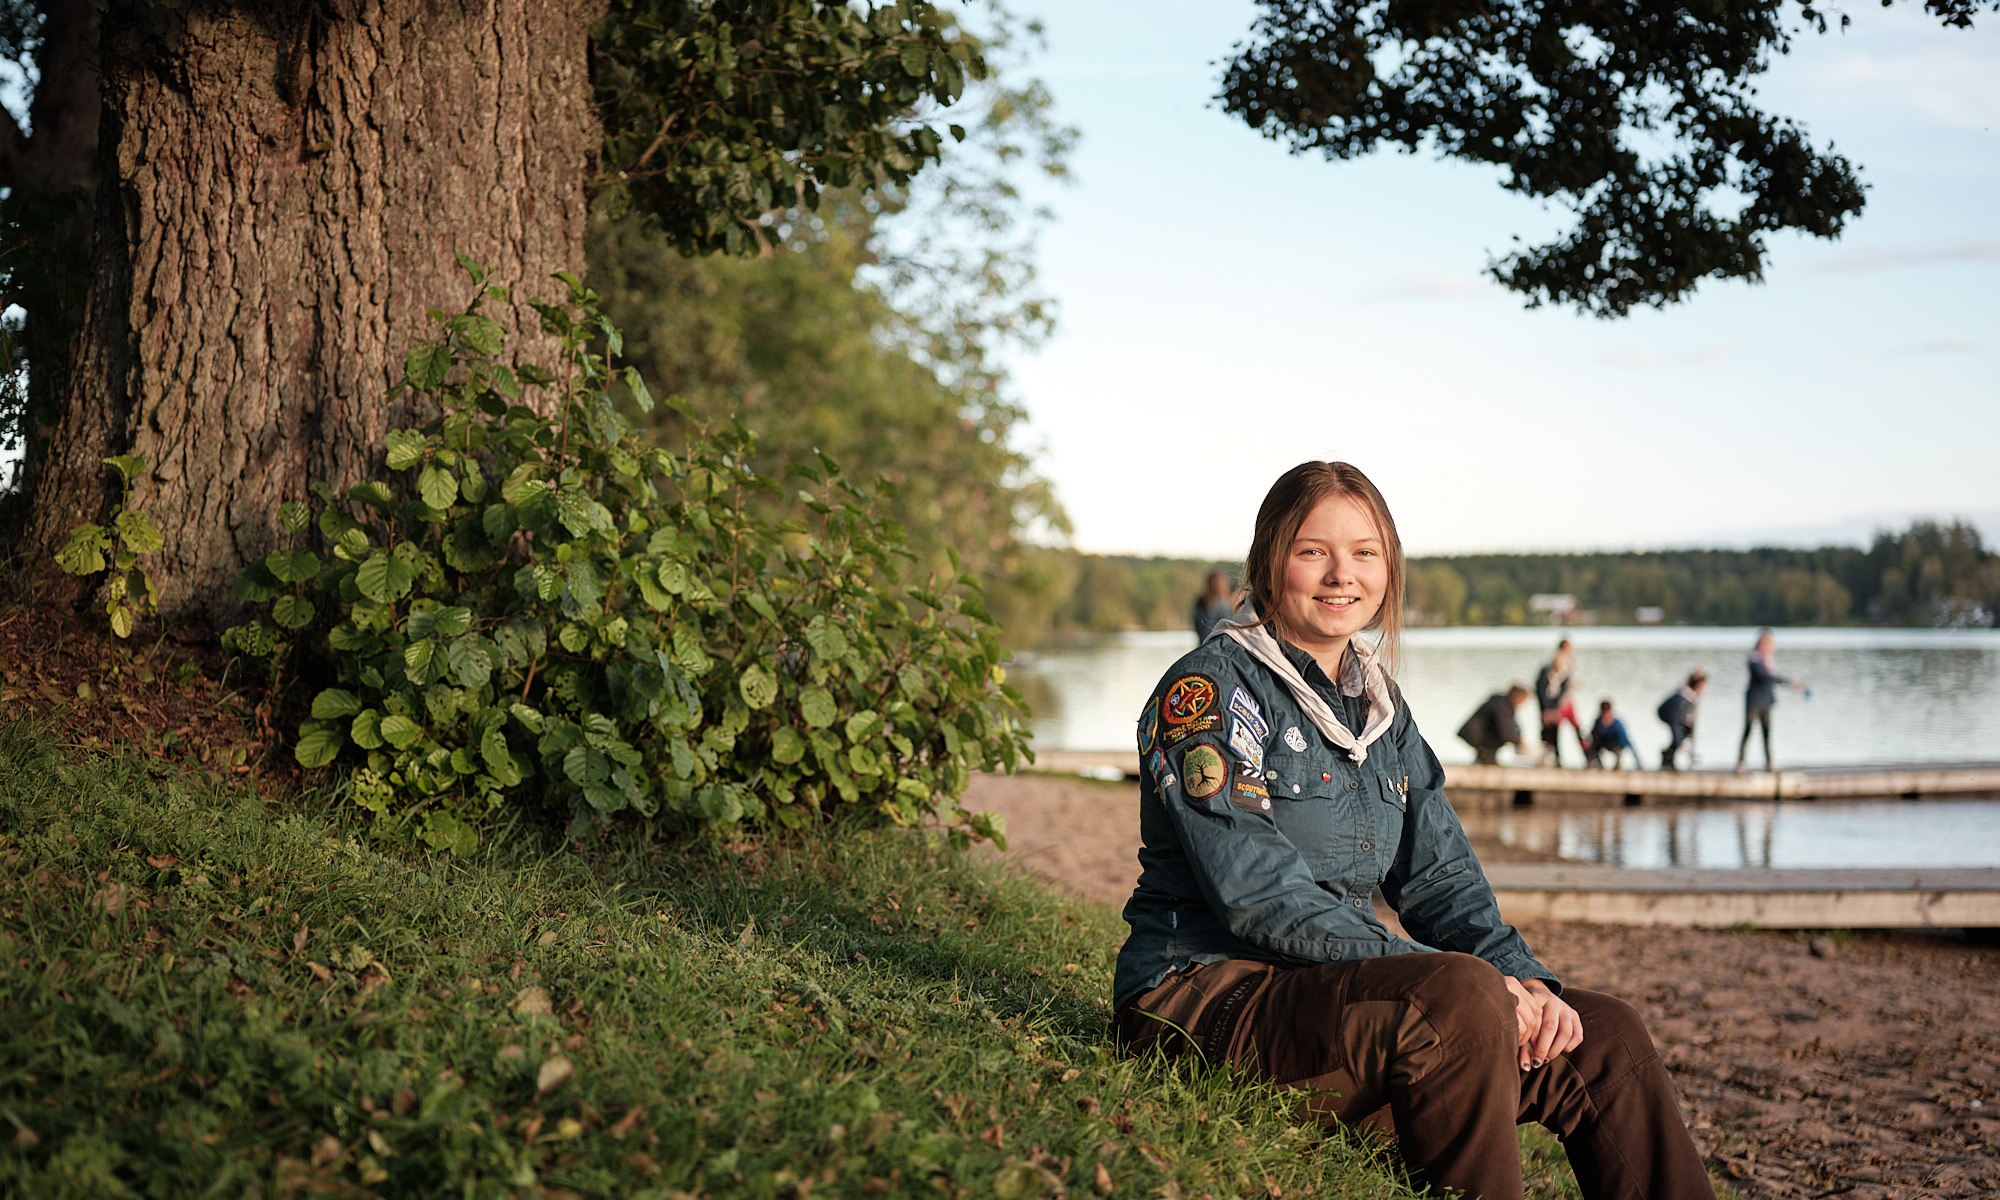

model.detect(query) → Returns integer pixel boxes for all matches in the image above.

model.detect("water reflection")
[1458,798,2000,869]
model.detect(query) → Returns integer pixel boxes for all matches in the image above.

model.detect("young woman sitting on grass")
[1112,461,1713,1200]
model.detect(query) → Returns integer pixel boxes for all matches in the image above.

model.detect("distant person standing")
[1586,700,1642,770]
[1736,628,1805,772]
[1657,669,1708,771]
[1191,571,1235,642]
[1459,685,1532,765]
[1534,640,1583,767]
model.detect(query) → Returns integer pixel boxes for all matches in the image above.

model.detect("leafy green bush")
[52,453,162,638]
[227,264,1027,852]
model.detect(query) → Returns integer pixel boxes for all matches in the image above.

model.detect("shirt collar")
[1276,635,1367,698]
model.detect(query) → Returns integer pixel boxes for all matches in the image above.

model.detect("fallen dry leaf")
[510,985,553,1016]
[90,882,127,916]
[1094,1162,1113,1196]
[609,1105,646,1137]
[292,924,309,953]
[309,1134,343,1167]
[305,961,333,982]
[145,854,179,869]
[535,1055,575,1098]
[13,1126,40,1149]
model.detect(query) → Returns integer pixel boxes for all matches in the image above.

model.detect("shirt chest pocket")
[1264,746,1370,882]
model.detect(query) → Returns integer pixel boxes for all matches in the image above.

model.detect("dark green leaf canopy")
[1217,0,1997,317]
[596,0,986,255]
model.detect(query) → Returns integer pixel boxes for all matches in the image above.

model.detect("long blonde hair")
[1241,461,1406,673]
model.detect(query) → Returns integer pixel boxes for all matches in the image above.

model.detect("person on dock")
[1114,460,1715,1200]
[1458,685,1531,765]
[1192,570,1235,642]
[1534,640,1583,767]
[1657,669,1707,771]
[1736,628,1805,773]
[1585,700,1642,770]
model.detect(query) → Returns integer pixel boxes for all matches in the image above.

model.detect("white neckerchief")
[1216,615,1396,763]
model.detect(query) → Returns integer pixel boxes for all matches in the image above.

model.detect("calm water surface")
[1010,626,2000,768]
[1009,627,2000,870]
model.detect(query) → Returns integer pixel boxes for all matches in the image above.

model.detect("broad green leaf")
[272,593,315,629]
[356,551,416,603]
[378,714,422,749]
[404,637,436,680]
[557,623,588,654]
[312,688,364,719]
[295,723,344,768]
[739,664,778,710]
[564,745,610,786]
[405,342,453,390]
[501,463,542,506]
[419,465,457,511]
[265,548,322,583]
[384,429,428,471]
[657,561,689,594]
[800,686,837,730]
[108,604,134,639]
[671,622,710,673]
[771,726,805,765]
[279,500,311,535]
[103,454,146,482]
[408,605,473,640]
[419,811,478,857]
[448,312,505,356]
[235,562,283,602]
[446,635,493,689]
[348,481,395,513]
[115,509,165,554]
[845,710,883,741]
[350,709,385,750]
[55,524,107,576]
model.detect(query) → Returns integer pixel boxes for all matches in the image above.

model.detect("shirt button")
[1361,840,1373,851]
[1292,784,1301,794]
[1351,897,1366,908]
[1348,780,1359,789]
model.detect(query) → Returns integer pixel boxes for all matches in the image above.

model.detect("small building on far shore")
[1528,593,1579,624]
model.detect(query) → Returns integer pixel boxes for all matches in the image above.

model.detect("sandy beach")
[964,771,2000,1199]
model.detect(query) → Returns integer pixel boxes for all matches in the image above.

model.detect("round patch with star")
[1161,674,1219,727]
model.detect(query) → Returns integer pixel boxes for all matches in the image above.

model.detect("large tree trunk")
[25,0,599,630]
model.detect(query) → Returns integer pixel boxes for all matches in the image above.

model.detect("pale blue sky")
[1000,2,2000,559]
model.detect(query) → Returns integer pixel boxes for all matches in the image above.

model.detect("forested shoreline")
[1022,520,2000,638]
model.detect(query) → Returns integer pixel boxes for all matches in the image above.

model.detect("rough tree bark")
[25,0,600,628]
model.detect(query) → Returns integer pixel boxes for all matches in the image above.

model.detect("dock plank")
[1485,865,2000,929]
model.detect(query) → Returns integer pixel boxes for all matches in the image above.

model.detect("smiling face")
[1273,494,1389,674]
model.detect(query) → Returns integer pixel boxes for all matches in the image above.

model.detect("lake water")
[1007,626,2000,870]
[1009,626,2000,768]
[1456,798,2000,870]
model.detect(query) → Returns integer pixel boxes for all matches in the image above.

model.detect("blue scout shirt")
[1113,633,1556,1013]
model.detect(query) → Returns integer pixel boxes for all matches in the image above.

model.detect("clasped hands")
[1502,975,1583,1072]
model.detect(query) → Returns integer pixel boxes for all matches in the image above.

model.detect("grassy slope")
[0,721,1441,1199]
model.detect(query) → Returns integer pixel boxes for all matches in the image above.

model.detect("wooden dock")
[1485,865,2000,929]
[1026,750,2000,801]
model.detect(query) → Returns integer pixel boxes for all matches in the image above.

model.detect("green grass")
[0,720,1441,1199]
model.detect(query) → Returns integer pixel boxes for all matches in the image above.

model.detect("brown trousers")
[1115,954,1714,1200]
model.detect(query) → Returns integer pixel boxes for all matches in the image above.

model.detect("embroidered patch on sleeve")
[1180,744,1227,801]
[1161,674,1219,728]
[1228,718,1264,772]
[1228,687,1269,742]
[1147,746,1170,786]
[1160,714,1219,746]
[1137,704,1160,754]
[1283,726,1308,752]
[1230,760,1272,812]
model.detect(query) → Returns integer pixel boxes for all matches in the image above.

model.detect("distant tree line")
[1012,521,1998,643]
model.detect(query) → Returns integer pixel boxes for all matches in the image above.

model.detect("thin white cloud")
[1819,241,2000,271]
[1362,275,1496,301]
